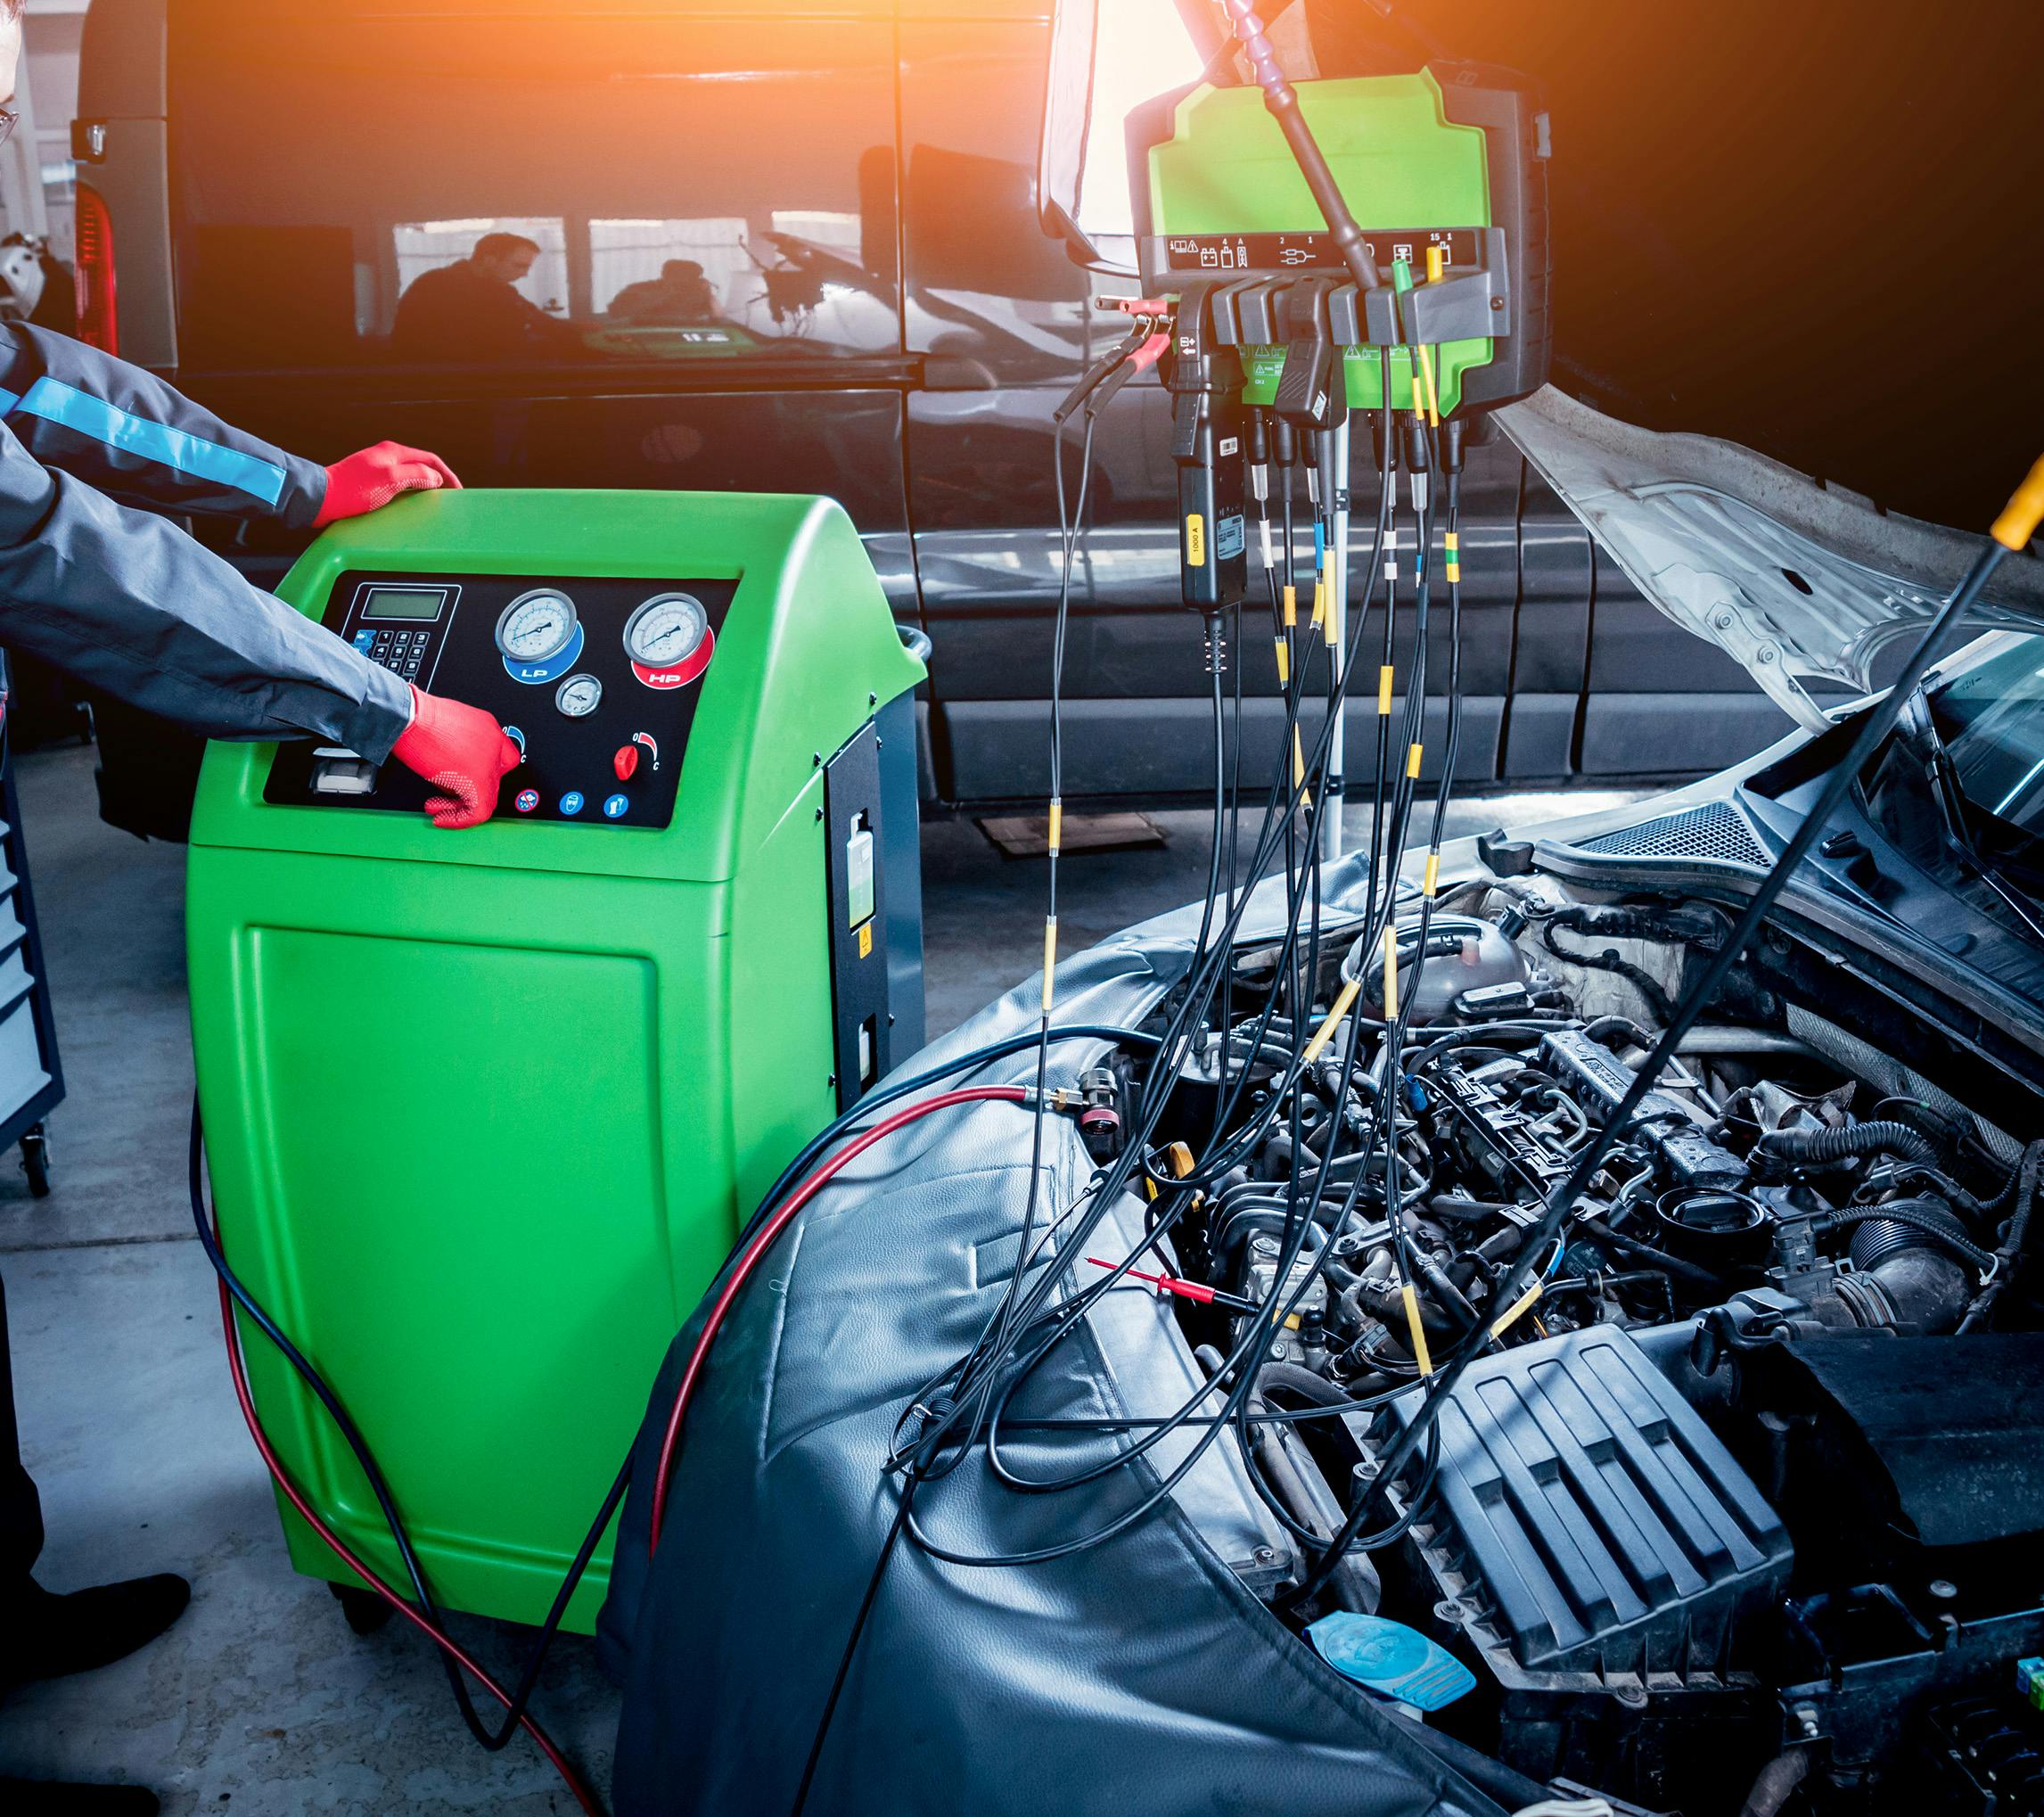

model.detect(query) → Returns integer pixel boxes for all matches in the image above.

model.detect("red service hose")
[647,1085,1027,1554]
[217,1282,604,1817]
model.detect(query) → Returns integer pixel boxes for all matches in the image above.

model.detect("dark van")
[71,0,1786,838]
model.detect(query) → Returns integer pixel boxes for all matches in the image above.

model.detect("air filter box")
[1351,1326,1791,1796]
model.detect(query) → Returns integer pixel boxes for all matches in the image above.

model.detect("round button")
[560,792,586,817]
[515,788,539,814]
[603,793,629,820]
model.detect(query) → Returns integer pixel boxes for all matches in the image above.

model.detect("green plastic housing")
[186,489,923,1631]
[1144,70,1494,414]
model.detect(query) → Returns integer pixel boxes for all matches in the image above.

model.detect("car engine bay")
[1119,873,2044,1816]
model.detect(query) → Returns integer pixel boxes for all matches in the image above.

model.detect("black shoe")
[0,1780,159,1814]
[1,1574,191,1686]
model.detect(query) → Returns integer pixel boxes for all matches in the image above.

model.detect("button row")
[513,789,633,821]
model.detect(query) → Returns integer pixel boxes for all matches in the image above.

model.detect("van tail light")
[74,181,119,357]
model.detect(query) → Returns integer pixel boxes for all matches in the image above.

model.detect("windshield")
[1930,637,2044,843]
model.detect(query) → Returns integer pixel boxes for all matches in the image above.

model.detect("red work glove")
[390,687,521,829]
[313,442,463,528]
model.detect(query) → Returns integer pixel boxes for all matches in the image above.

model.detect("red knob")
[614,744,639,782]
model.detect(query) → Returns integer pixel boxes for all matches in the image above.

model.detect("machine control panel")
[266,569,737,829]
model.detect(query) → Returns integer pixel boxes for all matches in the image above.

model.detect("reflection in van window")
[391,222,582,365]
[168,4,902,374]
[591,219,745,323]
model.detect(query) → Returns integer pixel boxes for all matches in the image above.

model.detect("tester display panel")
[265,570,736,830]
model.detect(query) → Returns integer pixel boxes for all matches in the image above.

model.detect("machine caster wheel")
[331,1582,394,1635]
[19,1126,50,1198]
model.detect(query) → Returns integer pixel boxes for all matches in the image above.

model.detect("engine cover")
[1368,1325,1792,1686]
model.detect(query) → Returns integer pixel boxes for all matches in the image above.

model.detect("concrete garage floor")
[0,740,1637,1811]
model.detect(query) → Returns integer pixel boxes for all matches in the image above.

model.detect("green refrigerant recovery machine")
[186,489,926,1631]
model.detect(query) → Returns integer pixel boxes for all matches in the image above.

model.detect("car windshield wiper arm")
[1900,687,2044,944]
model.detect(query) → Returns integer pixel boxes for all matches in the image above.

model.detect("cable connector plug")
[1088,1258,1258,1316]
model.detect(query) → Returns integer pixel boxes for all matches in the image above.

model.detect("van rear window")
[167,4,901,374]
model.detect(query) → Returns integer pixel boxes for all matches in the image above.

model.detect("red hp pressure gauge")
[624,592,715,690]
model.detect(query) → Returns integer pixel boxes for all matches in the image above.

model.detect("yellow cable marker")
[1383,923,1400,1022]
[1041,917,1057,1012]
[1301,976,1361,1065]
[1274,637,1290,687]
[1282,582,1297,629]
[1490,1279,1545,1340]
[1407,742,1424,780]
[1293,726,1307,792]
[1423,851,1441,898]
[1401,1281,1433,1377]
[1047,797,1063,858]
[1992,451,2044,550]
[1378,664,1394,715]
[1417,343,1441,428]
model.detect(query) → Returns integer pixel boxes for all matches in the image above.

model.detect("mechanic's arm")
[0,322,456,526]
[0,425,513,825]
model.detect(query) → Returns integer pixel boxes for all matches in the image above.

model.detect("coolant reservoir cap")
[1305,1613,1476,1711]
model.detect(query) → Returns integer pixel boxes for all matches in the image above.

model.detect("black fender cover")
[600,858,1521,1816]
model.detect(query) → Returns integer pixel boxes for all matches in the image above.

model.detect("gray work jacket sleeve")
[0,324,330,525]
[0,423,413,761]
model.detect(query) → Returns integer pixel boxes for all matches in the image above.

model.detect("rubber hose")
[1962,1139,2043,1331]
[1755,1120,1937,1169]
[1256,1361,1354,1406]
[1584,1015,1655,1052]
[1353,1273,1457,1336]
[1575,1215,1729,1291]
[1738,1746,1810,1817]
[1826,1201,1995,1270]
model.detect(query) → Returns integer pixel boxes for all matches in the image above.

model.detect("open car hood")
[1498,386,2044,731]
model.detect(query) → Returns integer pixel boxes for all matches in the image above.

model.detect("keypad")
[353,625,436,683]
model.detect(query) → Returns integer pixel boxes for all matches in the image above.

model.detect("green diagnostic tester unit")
[1129,64,1551,418]
[186,489,924,1629]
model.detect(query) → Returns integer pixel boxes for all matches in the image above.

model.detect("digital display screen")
[360,587,447,621]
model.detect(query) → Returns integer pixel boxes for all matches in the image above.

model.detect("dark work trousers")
[0,1267,42,1596]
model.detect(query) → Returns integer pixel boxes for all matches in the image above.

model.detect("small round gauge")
[496,589,579,664]
[624,593,709,670]
[554,673,603,719]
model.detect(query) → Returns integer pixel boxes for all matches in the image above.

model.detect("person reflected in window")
[390,232,585,363]
[605,259,719,327]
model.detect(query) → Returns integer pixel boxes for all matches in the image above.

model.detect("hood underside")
[1498,386,2044,731]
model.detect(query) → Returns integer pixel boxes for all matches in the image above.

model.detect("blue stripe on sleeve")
[0,390,21,415]
[15,376,287,506]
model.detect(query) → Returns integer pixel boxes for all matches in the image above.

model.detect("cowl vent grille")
[1577,800,1769,869]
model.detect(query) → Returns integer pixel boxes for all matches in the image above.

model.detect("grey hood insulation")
[599,854,1528,1815]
